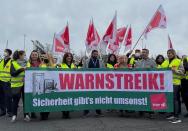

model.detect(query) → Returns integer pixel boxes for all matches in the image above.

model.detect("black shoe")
[148,113,155,119]
[31,113,37,119]
[0,112,6,117]
[7,113,13,117]
[184,113,188,118]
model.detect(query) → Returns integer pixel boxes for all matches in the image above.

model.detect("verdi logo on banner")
[24,68,173,113]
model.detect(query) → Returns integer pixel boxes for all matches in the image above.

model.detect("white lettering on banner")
[32,97,148,107]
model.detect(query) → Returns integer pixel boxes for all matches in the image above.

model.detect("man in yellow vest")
[0,49,12,117]
[161,49,184,124]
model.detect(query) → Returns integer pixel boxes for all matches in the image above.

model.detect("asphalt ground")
[1,104,188,131]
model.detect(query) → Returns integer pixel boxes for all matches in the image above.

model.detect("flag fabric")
[85,19,100,55]
[100,12,117,54]
[144,5,167,38]
[53,24,70,53]
[117,27,127,43]
[124,26,132,52]
[106,27,127,54]
[168,35,173,49]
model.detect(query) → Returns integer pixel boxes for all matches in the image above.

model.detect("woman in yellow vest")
[60,52,76,119]
[39,53,54,120]
[155,54,165,68]
[161,49,184,123]
[10,50,30,122]
[0,49,12,117]
[106,54,117,69]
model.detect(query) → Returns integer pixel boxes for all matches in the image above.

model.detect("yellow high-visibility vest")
[61,63,76,69]
[184,57,188,80]
[106,63,114,69]
[0,59,11,82]
[11,61,30,88]
[129,57,135,65]
[161,58,182,85]
[40,63,47,68]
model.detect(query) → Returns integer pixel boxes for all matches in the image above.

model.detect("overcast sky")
[0,0,188,57]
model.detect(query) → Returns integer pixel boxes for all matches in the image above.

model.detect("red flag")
[124,26,132,52]
[54,37,65,52]
[117,27,127,43]
[53,23,70,53]
[85,19,100,54]
[168,35,173,49]
[144,5,167,38]
[100,12,117,54]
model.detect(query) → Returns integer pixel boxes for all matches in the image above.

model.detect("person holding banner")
[60,52,76,119]
[114,55,131,69]
[114,55,132,116]
[10,50,31,122]
[135,49,156,119]
[39,52,54,120]
[155,55,165,68]
[106,54,117,68]
[28,50,41,119]
[162,49,184,123]
[83,50,104,117]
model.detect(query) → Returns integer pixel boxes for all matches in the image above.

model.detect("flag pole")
[24,34,26,51]
[132,5,162,50]
[6,40,8,48]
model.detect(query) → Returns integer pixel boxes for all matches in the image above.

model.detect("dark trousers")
[11,86,28,117]
[181,79,188,111]
[173,85,181,117]
[0,80,12,114]
[84,110,101,115]
[62,111,70,118]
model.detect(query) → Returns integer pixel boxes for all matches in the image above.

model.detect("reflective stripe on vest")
[106,63,114,69]
[0,59,11,82]
[161,58,182,85]
[61,63,76,69]
[11,61,24,88]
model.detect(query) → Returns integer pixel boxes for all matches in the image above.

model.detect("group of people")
[0,48,188,124]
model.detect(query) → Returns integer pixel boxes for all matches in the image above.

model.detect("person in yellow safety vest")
[155,54,165,68]
[38,52,54,120]
[10,50,31,123]
[60,52,76,119]
[128,49,142,68]
[0,49,12,117]
[106,54,117,69]
[161,49,184,124]
[181,55,188,118]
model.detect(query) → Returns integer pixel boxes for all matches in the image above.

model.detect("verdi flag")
[85,19,100,55]
[144,5,167,38]
[124,26,132,52]
[53,23,70,54]
[100,12,117,54]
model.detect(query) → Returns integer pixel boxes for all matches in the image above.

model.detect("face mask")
[44,59,49,64]
[24,56,27,61]
[3,52,8,57]
[135,53,140,57]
